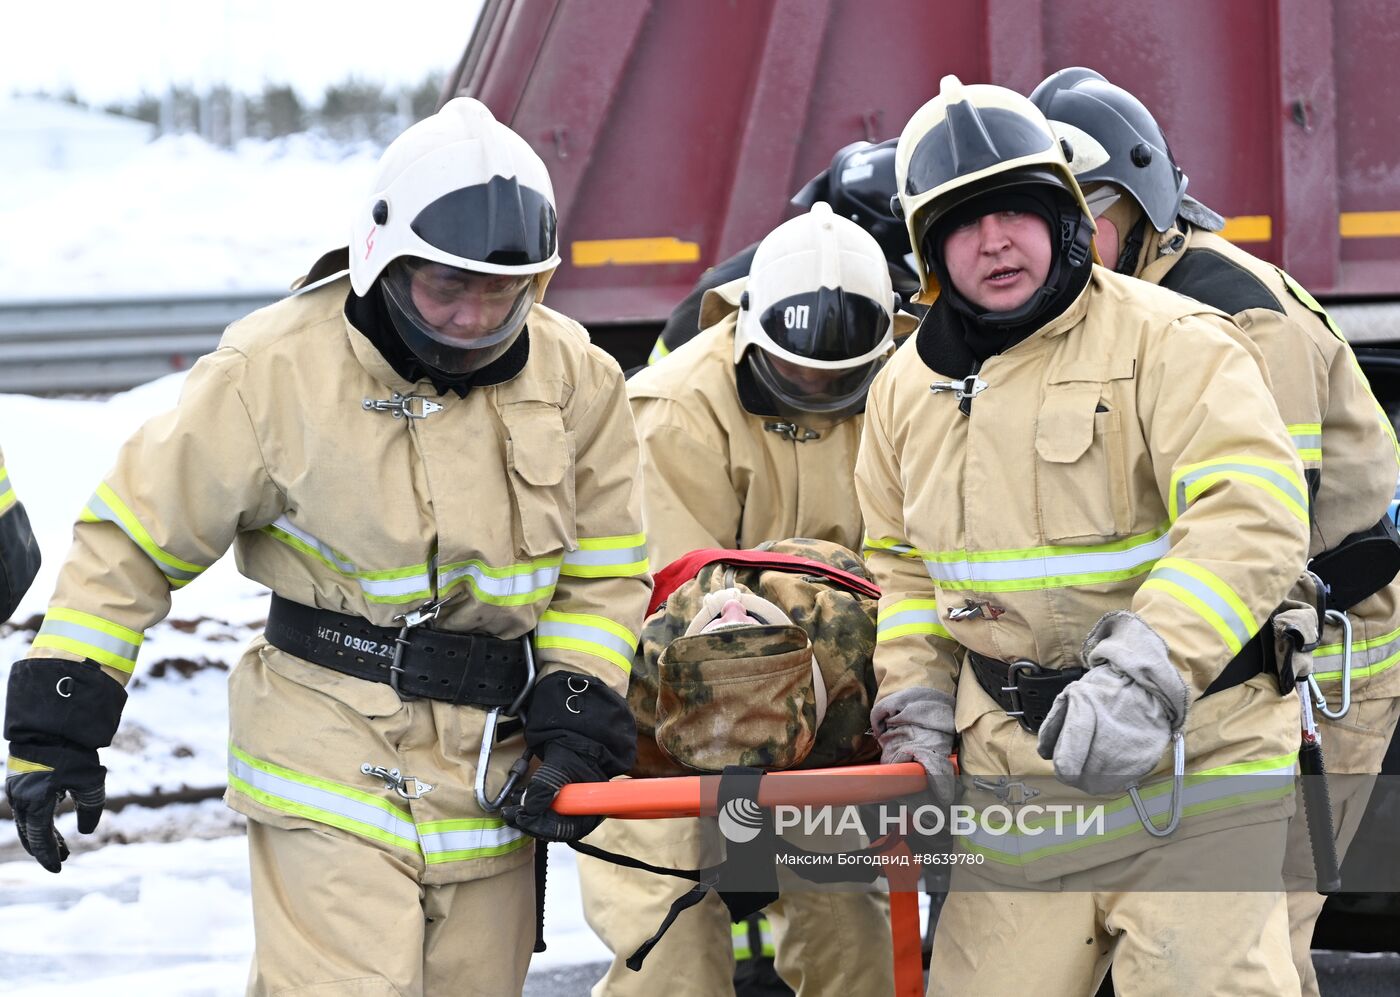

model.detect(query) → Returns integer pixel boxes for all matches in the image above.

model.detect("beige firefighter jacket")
[1140,225,1400,704]
[857,267,1311,879]
[27,275,651,883]
[626,284,866,567]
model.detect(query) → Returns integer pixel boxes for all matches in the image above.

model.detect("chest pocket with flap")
[1034,358,1135,544]
[502,401,577,557]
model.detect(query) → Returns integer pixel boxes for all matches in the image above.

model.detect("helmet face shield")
[411,174,558,268]
[380,258,533,375]
[747,349,886,422]
[756,288,892,365]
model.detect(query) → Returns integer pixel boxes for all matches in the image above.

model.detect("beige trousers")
[578,818,893,996]
[928,821,1301,997]
[245,819,536,996]
[1283,694,1400,997]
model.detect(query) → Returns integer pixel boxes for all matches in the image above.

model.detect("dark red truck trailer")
[444,0,1400,950]
[444,0,1400,367]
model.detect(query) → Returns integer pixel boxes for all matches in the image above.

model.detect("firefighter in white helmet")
[1031,68,1400,996]
[579,202,911,996]
[0,446,41,623]
[858,76,1311,994]
[2,97,650,996]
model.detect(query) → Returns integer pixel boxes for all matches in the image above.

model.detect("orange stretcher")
[554,762,929,997]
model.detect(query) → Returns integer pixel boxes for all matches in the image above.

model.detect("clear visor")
[748,349,885,422]
[381,258,534,375]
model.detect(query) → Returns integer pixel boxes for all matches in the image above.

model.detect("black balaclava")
[345,280,529,398]
[918,184,1092,373]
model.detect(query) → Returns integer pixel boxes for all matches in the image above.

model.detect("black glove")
[4,658,127,873]
[501,670,637,843]
[0,500,42,623]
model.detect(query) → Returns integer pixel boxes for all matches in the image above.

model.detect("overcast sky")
[5,0,483,104]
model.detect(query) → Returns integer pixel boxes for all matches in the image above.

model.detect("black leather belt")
[264,594,530,708]
[967,651,1086,733]
[971,628,1272,733]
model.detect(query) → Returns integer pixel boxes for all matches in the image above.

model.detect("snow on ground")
[2,133,380,300]
[0,813,608,995]
[0,378,612,992]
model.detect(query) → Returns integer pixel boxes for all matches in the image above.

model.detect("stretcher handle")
[552,762,928,818]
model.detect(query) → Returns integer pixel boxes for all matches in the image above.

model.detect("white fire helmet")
[734,202,897,422]
[349,97,561,375]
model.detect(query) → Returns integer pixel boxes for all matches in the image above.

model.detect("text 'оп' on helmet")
[350,96,561,375]
[893,74,1095,302]
[734,201,897,422]
[1029,67,1225,234]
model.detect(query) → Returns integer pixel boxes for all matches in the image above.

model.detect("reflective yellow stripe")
[33,608,145,673]
[1141,558,1257,655]
[83,482,208,587]
[7,756,54,774]
[1313,622,1400,683]
[960,752,1296,866]
[1169,456,1308,525]
[863,535,919,558]
[876,598,953,642]
[1286,424,1323,465]
[0,467,14,514]
[571,237,701,267]
[560,534,650,579]
[536,610,638,673]
[648,338,671,365]
[921,527,1170,594]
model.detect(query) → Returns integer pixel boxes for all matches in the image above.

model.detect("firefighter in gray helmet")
[1033,67,1400,997]
[0,447,41,623]
[861,75,1309,995]
[580,202,909,997]
[3,98,649,996]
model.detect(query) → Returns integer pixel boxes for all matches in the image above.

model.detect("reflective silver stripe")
[266,516,433,600]
[1174,462,1306,516]
[419,824,526,858]
[438,561,561,600]
[536,617,637,661]
[1313,627,1400,682]
[1290,433,1322,454]
[864,537,916,557]
[228,750,419,846]
[562,545,647,568]
[87,489,203,583]
[924,533,1169,586]
[960,759,1295,863]
[1144,564,1254,649]
[268,515,357,573]
[37,618,141,664]
[876,606,949,638]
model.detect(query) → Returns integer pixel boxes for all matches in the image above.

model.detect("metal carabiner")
[1128,730,1185,838]
[1307,609,1353,721]
[475,634,538,813]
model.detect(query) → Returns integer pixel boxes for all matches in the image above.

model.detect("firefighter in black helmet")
[646,139,920,368]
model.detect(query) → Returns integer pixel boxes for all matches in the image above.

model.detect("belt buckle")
[389,600,444,701]
[1000,659,1040,730]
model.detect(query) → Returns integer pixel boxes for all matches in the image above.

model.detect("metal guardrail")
[0,291,285,394]
[0,291,1393,395]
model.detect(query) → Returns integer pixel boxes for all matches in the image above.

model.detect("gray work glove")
[1036,612,1188,796]
[1272,573,1324,684]
[871,687,956,806]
